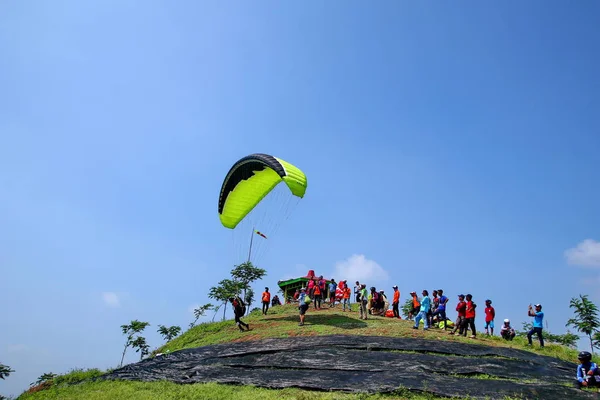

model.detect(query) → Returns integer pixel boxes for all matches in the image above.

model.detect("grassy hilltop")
[16,303,582,400]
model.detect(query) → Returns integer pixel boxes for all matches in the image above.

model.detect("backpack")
[236,296,246,315]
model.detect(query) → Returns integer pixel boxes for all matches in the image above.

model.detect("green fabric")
[219,157,308,229]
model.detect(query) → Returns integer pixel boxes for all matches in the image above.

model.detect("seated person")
[577,351,600,389]
[500,319,516,341]
[271,295,281,306]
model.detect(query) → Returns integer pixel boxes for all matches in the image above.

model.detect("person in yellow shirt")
[262,287,271,315]
[392,285,400,318]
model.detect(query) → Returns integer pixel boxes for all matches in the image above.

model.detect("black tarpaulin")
[100,335,596,400]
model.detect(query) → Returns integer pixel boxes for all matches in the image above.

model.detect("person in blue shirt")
[576,351,600,389]
[328,279,337,307]
[432,289,449,330]
[413,290,431,330]
[527,303,544,348]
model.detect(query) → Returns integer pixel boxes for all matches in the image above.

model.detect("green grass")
[16,304,580,400]
[16,380,528,400]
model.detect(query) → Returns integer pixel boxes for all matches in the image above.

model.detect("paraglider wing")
[218,153,307,229]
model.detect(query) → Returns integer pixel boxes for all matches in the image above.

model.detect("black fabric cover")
[101,335,595,399]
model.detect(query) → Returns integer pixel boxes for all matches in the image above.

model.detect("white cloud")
[101,292,120,307]
[7,344,28,353]
[333,254,389,283]
[565,239,600,268]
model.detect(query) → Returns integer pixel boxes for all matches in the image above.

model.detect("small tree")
[401,298,414,320]
[189,303,214,328]
[208,279,242,321]
[131,336,150,360]
[566,294,600,353]
[0,363,14,380]
[231,262,266,315]
[244,287,255,315]
[119,320,150,367]
[157,325,182,342]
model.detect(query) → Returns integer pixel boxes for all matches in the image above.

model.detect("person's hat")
[458,294,465,298]
[410,291,416,295]
[300,287,306,291]
[504,318,510,323]
[393,285,398,289]
[535,303,542,307]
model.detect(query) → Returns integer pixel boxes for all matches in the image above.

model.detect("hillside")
[16,304,596,400]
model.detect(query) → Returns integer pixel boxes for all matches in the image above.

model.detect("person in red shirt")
[484,299,496,336]
[262,287,271,315]
[392,286,400,318]
[449,294,467,336]
[464,294,477,338]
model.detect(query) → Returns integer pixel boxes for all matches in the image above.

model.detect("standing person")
[464,294,477,338]
[298,288,309,326]
[230,297,250,332]
[359,284,368,320]
[313,283,322,310]
[449,294,466,335]
[527,304,544,348]
[432,289,449,330]
[428,290,439,327]
[262,287,271,315]
[354,281,361,306]
[413,290,431,330]
[328,279,337,307]
[500,319,516,341]
[484,299,495,335]
[576,351,600,389]
[409,291,420,320]
[342,283,352,311]
[392,285,400,318]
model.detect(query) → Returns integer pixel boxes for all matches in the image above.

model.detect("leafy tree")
[119,320,150,367]
[189,303,214,328]
[131,336,150,360]
[244,287,255,314]
[593,331,600,350]
[231,262,266,315]
[566,294,600,353]
[0,363,14,380]
[401,298,414,320]
[208,278,242,321]
[157,325,182,342]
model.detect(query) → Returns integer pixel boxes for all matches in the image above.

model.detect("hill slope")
[16,304,596,400]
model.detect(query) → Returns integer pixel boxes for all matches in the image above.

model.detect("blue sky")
[1,0,599,396]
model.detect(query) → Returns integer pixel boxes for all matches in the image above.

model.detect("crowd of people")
[285,278,543,348]
[223,278,600,391]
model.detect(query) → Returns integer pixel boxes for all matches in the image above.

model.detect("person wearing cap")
[500,319,515,341]
[527,303,544,348]
[409,291,420,320]
[449,294,467,335]
[392,285,400,318]
[262,287,271,315]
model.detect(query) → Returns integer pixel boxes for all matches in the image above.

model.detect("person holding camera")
[527,303,544,348]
